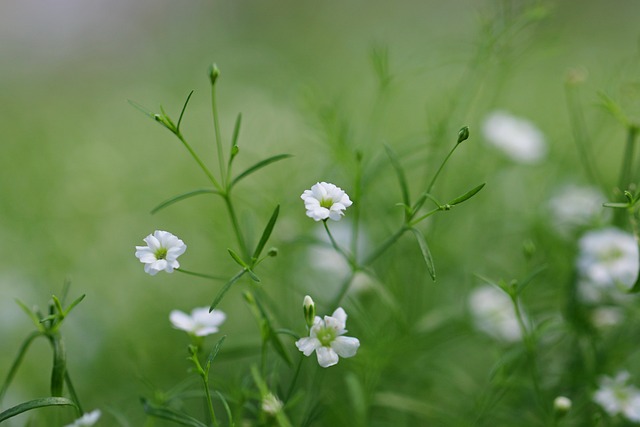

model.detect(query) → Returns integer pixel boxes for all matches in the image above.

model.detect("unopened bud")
[303,295,315,328]
[457,126,470,144]
[553,396,572,417]
[267,247,278,257]
[208,63,220,86]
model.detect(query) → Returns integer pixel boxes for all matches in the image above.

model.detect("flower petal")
[316,346,339,368]
[296,337,320,356]
[332,336,360,358]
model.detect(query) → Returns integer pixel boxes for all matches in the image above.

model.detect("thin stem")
[285,356,305,402]
[64,371,83,415]
[330,272,357,310]
[0,331,43,403]
[191,351,218,427]
[426,142,460,194]
[351,155,364,260]
[48,332,66,397]
[176,268,226,281]
[211,84,227,187]
[361,227,407,266]
[614,126,638,227]
[176,132,222,192]
[323,221,355,268]
[223,195,249,259]
[408,207,442,227]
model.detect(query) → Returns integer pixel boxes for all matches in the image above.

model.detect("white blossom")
[262,392,283,416]
[135,230,186,275]
[469,285,522,342]
[594,371,640,422]
[295,307,360,368]
[482,110,547,164]
[64,410,101,427]
[547,184,608,235]
[576,228,638,297]
[301,182,352,221]
[554,396,572,414]
[170,307,226,337]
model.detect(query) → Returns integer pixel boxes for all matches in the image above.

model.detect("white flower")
[576,228,639,294]
[554,396,572,413]
[262,392,283,416]
[295,307,360,368]
[301,182,353,221]
[64,410,101,427]
[482,110,547,163]
[594,371,640,422]
[135,230,187,275]
[547,184,608,235]
[170,307,226,337]
[468,285,522,342]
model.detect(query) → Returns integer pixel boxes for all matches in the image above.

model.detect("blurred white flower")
[64,410,101,427]
[576,228,638,295]
[170,307,226,337]
[594,371,640,422]
[554,396,572,414]
[295,307,360,368]
[482,110,547,164]
[301,182,352,221]
[262,392,283,416]
[547,184,608,235]
[591,306,625,328]
[469,285,522,342]
[135,230,186,276]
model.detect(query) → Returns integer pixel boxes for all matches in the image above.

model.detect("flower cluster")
[547,184,608,235]
[468,285,523,342]
[594,371,640,422]
[135,230,187,276]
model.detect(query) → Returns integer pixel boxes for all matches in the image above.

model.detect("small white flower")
[301,182,353,221]
[295,307,360,368]
[594,371,640,422]
[576,228,639,294]
[554,396,572,413]
[135,230,187,276]
[482,110,547,164]
[64,410,101,427]
[469,285,522,342]
[169,307,226,337]
[262,392,283,416]
[547,184,608,235]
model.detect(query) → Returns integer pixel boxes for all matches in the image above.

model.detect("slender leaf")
[64,294,86,316]
[230,154,292,188]
[0,331,43,403]
[252,297,292,366]
[205,335,227,374]
[151,189,219,214]
[252,205,280,261]
[177,90,194,132]
[127,99,156,119]
[0,397,78,422]
[231,113,242,150]
[409,228,436,281]
[214,391,234,427]
[15,299,43,330]
[228,248,249,269]
[384,144,410,207]
[141,398,208,427]
[448,183,486,206]
[209,270,246,312]
[603,202,629,209]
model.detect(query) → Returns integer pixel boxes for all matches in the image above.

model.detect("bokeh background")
[2,0,640,425]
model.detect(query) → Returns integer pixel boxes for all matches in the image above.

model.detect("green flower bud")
[457,126,470,144]
[303,295,315,328]
[208,63,220,86]
[553,396,571,418]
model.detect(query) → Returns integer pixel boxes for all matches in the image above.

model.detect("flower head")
[547,184,608,235]
[64,410,101,427]
[482,110,547,164]
[301,182,352,221]
[295,306,360,367]
[576,228,639,296]
[469,285,522,342]
[594,371,640,422]
[135,230,186,276]
[170,307,226,337]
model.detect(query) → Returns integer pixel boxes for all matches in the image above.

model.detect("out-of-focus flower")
[591,306,625,328]
[64,410,101,427]
[554,396,572,415]
[468,285,522,342]
[135,230,186,275]
[482,110,547,164]
[576,228,639,297]
[262,392,283,416]
[301,182,352,221]
[169,307,226,337]
[547,184,608,235]
[296,307,360,368]
[594,371,640,422]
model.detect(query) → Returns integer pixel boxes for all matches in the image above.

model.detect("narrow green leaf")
[409,228,436,281]
[247,269,261,283]
[64,294,86,316]
[517,265,547,295]
[252,205,280,261]
[0,397,78,422]
[205,335,227,374]
[15,299,43,330]
[0,331,43,403]
[231,113,242,150]
[151,188,219,214]
[209,270,246,312]
[177,90,194,132]
[214,390,235,427]
[448,183,486,206]
[251,296,292,366]
[603,202,629,209]
[127,99,156,119]
[230,154,293,188]
[384,144,410,207]
[228,248,249,269]
[141,398,208,427]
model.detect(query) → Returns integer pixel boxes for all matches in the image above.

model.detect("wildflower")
[296,307,360,368]
[262,392,283,416]
[301,182,352,221]
[482,110,547,163]
[468,285,522,342]
[547,184,608,235]
[594,371,640,422]
[576,228,638,295]
[135,230,187,276]
[169,307,226,337]
[64,410,101,427]
[553,396,572,415]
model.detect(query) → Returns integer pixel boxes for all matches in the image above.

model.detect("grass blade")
[0,397,78,422]
[230,154,292,188]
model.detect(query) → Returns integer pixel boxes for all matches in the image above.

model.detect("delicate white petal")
[194,326,219,337]
[170,310,195,332]
[296,337,321,356]
[316,346,339,367]
[331,336,360,358]
[331,307,347,325]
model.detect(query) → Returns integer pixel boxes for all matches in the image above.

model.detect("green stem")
[191,352,218,427]
[362,227,408,266]
[330,272,357,312]
[0,331,43,403]
[64,371,83,415]
[176,268,226,281]
[426,141,461,194]
[351,155,364,260]
[323,220,355,268]
[223,194,249,259]
[408,207,443,226]
[285,355,305,402]
[176,132,222,192]
[48,333,66,397]
[211,84,227,187]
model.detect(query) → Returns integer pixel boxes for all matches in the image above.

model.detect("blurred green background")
[2,0,640,425]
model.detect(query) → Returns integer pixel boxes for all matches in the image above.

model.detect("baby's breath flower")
[301,182,352,221]
[468,285,522,342]
[170,307,226,337]
[482,110,547,164]
[296,307,360,368]
[594,371,640,422]
[554,396,572,414]
[135,230,186,276]
[547,184,608,235]
[261,392,283,416]
[64,410,101,427]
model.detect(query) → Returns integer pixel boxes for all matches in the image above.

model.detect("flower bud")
[267,247,278,257]
[553,396,571,417]
[457,126,470,144]
[208,63,220,86]
[303,295,315,328]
